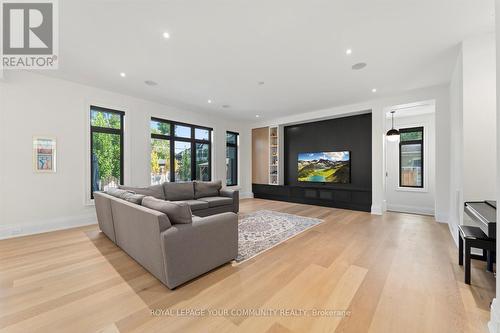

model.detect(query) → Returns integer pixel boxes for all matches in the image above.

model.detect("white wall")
[447,33,497,245]
[491,2,500,331]
[462,33,497,202]
[448,50,464,243]
[254,84,451,220]
[385,112,435,215]
[0,71,253,239]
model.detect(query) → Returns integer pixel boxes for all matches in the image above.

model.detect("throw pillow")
[162,182,195,201]
[142,196,193,224]
[119,184,165,200]
[106,188,134,199]
[106,188,145,205]
[194,180,222,199]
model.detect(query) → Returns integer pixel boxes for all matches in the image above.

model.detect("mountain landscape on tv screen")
[298,151,350,183]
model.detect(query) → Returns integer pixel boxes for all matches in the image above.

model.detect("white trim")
[448,221,458,246]
[489,299,500,333]
[240,192,254,199]
[386,204,434,216]
[396,120,430,191]
[434,212,449,223]
[395,186,428,193]
[0,213,97,240]
[371,204,383,215]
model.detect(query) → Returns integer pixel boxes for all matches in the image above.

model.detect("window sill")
[395,187,428,193]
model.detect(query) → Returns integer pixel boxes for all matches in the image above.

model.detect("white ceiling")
[385,101,435,118]
[44,0,494,120]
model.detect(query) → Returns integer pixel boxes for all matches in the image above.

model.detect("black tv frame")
[297,150,351,184]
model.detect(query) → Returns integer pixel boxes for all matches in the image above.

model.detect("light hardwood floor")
[0,198,495,333]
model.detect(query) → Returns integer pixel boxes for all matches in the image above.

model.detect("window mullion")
[151,118,211,183]
[91,127,121,135]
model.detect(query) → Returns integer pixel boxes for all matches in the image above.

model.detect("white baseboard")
[489,299,500,333]
[448,221,459,246]
[371,204,383,215]
[240,192,254,199]
[435,212,449,224]
[386,204,434,216]
[382,199,387,213]
[0,213,97,240]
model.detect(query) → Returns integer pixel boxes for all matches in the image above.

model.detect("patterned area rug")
[235,210,323,263]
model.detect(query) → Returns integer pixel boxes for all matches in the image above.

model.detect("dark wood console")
[252,184,372,212]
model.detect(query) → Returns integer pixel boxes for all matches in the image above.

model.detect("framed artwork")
[33,137,57,173]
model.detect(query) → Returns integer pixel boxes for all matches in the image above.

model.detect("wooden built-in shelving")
[269,126,279,185]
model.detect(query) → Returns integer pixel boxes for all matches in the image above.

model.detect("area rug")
[235,210,323,263]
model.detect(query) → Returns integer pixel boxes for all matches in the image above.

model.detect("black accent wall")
[252,113,373,212]
[284,113,372,191]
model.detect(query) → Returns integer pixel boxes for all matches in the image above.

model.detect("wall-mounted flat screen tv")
[298,151,350,183]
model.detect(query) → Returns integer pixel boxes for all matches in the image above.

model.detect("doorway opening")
[384,100,436,215]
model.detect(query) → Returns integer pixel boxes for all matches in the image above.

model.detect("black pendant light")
[386,111,400,142]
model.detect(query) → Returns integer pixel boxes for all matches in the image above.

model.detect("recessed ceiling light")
[207,99,212,104]
[144,80,158,86]
[255,115,260,118]
[352,62,367,70]
[163,32,170,39]
[120,72,126,77]
[372,88,377,93]
[346,49,352,55]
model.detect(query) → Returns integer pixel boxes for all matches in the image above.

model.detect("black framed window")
[399,126,424,188]
[90,106,124,198]
[226,131,238,186]
[151,117,212,183]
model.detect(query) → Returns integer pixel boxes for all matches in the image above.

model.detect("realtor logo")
[1,0,58,69]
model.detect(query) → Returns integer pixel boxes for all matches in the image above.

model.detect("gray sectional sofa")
[94,181,239,289]
[119,181,239,217]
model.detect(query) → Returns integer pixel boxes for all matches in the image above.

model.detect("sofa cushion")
[106,188,133,199]
[194,180,222,199]
[175,200,209,211]
[106,188,145,205]
[163,182,194,201]
[198,196,233,208]
[119,184,165,200]
[142,196,193,224]
[94,192,117,242]
[121,193,145,205]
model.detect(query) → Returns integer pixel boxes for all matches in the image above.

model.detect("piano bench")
[458,225,496,285]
